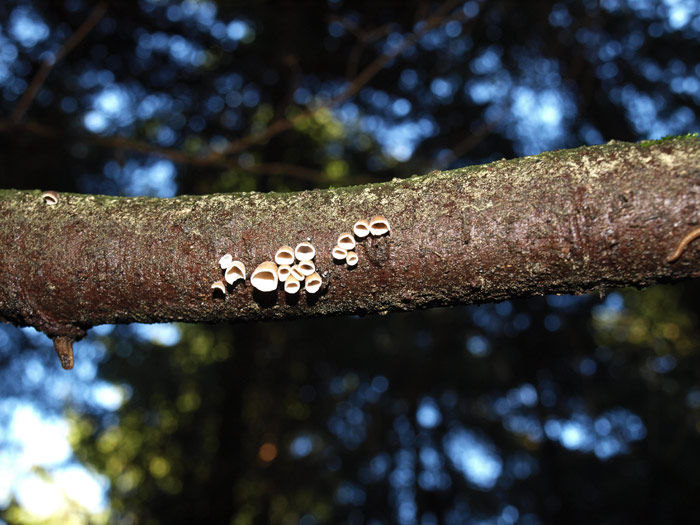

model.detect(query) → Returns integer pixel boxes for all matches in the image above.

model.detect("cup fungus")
[369,215,391,236]
[211,280,226,294]
[337,232,356,251]
[298,260,315,276]
[275,245,295,266]
[353,219,370,238]
[305,272,322,294]
[225,261,246,284]
[251,261,278,292]
[346,251,359,266]
[278,264,291,282]
[295,242,316,261]
[332,246,347,260]
[284,276,301,294]
[42,191,59,205]
[219,253,233,269]
[290,265,305,281]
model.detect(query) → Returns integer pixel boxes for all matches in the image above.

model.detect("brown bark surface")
[1,138,699,351]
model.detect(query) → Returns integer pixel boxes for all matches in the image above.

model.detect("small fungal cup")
[353,219,370,238]
[219,253,233,270]
[337,232,356,251]
[251,261,279,292]
[305,272,322,294]
[298,260,316,276]
[284,276,301,294]
[225,261,246,284]
[295,242,316,261]
[290,265,305,281]
[278,264,291,282]
[211,280,226,294]
[369,215,390,236]
[275,245,295,266]
[332,246,347,260]
[42,191,59,205]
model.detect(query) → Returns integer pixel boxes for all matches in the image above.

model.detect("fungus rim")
[332,246,347,260]
[284,276,301,294]
[290,264,305,281]
[295,242,316,261]
[275,245,295,266]
[250,261,279,292]
[305,272,322,294]
[298,260,316,276]
[211,280,226,294]
[337,232,356,251]
[353,219,370,238]
[278,264,291,282]
[369,215,391,236]
[42,191,59,205]
[225,260,246,284]
[219,253,233,270]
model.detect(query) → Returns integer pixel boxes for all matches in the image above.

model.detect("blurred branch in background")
[207,0,469,161]
[431,104,508,171]
[9,1,108,124]
[330,0,467,107]
[0,119,363,184]
[331,17,393,81]
[1,1,470,187]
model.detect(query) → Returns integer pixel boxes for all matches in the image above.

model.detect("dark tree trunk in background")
[1,137,699,366]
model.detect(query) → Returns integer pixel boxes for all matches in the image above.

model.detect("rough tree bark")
[1,137,699,368]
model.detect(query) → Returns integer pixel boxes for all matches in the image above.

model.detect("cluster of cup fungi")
[211,215,390,297]
[331,215,390,267]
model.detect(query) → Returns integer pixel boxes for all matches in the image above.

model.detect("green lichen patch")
[639,132,699,148]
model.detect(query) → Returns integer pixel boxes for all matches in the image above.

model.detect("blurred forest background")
[1,0,700,523]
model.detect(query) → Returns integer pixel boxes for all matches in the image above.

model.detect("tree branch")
[1,138,699,367]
